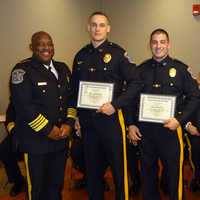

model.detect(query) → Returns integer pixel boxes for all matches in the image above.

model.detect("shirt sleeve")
[11,64,53,136]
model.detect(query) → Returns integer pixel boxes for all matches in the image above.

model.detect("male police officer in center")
[69,12,141,200]
[10,31,75,200]
[127,29,200,200]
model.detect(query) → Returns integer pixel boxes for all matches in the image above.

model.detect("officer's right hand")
[97,102,115,116]
[163,117,180,130]
[128,125,142,144]
[48,125,62,140]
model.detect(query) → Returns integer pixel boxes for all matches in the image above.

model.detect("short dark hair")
[31,31,52,44]
[150,28,169,42]
[88,11,110,23]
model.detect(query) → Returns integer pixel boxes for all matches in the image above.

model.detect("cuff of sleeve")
[175,114,185,126]
[111,101,119,111]
[67,108,77,120]
[28,114,52,136]
[41,122,53,136]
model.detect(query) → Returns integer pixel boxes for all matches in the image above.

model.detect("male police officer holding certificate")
[69,12,140,200]
[126,29,200,200]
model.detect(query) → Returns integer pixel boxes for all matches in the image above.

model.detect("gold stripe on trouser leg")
[177,126,184,200]
[24,153,32,200]
[185,135,195,178]
[118,109,129,200]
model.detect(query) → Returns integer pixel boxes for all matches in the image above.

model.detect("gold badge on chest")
[103,54,112,63]
[169,68,176,78]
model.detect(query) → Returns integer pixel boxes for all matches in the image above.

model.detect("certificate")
[139,94,176,123]
[77,81,114,109]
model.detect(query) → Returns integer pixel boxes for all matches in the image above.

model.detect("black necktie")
[48,66,55,78]
[48,66,58,79]
[48,66,52,72]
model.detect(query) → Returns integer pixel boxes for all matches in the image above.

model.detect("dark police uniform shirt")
[10,57,75,154]
[70,40,141,118]
[195,108,200,132]
[125,56,200,126]
[187,85,200,132]
[186,104,200,133]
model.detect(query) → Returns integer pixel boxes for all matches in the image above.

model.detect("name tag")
[38,82,47,86]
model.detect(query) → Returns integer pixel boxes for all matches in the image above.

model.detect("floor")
[0,159,200,200]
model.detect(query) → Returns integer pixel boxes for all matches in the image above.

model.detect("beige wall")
[0,0,100,141]
[2,0,200,112]
[0,0,100,113]
[102,0,200,74]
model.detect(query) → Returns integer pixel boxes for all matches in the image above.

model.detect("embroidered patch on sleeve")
[124,52,134,64]
[187,67,196,80]
[12,69,26,84]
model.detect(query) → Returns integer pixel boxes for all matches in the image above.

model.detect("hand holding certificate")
[139,94,176,123]
[77,81,114,109]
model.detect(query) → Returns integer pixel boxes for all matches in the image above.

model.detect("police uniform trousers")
[0,135,24,185]
[79,111,125,200]
[70,137,86,174]
[188,135,200,179]
[25,149,67,200]
[139,122,183,200]
[126,140,141,187]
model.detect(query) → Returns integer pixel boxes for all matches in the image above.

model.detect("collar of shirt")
[151,56,170,67]
[88,40,108,53]
[43,60,58,79]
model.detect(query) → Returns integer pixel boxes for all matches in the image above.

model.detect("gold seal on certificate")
[77,81,114,109]
[139,94,176,123]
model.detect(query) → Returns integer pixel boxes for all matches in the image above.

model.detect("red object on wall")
[192,4,200,16]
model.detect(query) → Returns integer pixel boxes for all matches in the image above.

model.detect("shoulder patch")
[124,52,134,64]
[187,67,196,80]
[12,69,26,84]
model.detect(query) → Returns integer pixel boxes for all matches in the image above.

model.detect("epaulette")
[173,58,186,65]
[54,60,65,66]
[78,44,91,53]
[83,44,91,50]
[19,57,32,64]
[173,58,188,69]
[108,42,124,51]
[139,58,152,66]
[55,61,71,74]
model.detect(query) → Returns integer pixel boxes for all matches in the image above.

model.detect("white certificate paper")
[139,94,176,123]
[77,81,114,109]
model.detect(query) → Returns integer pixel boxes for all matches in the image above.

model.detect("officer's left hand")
[97,102,115,116]
[187,123,200,136]
[60,124,72,138]
[163,118,180,131]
